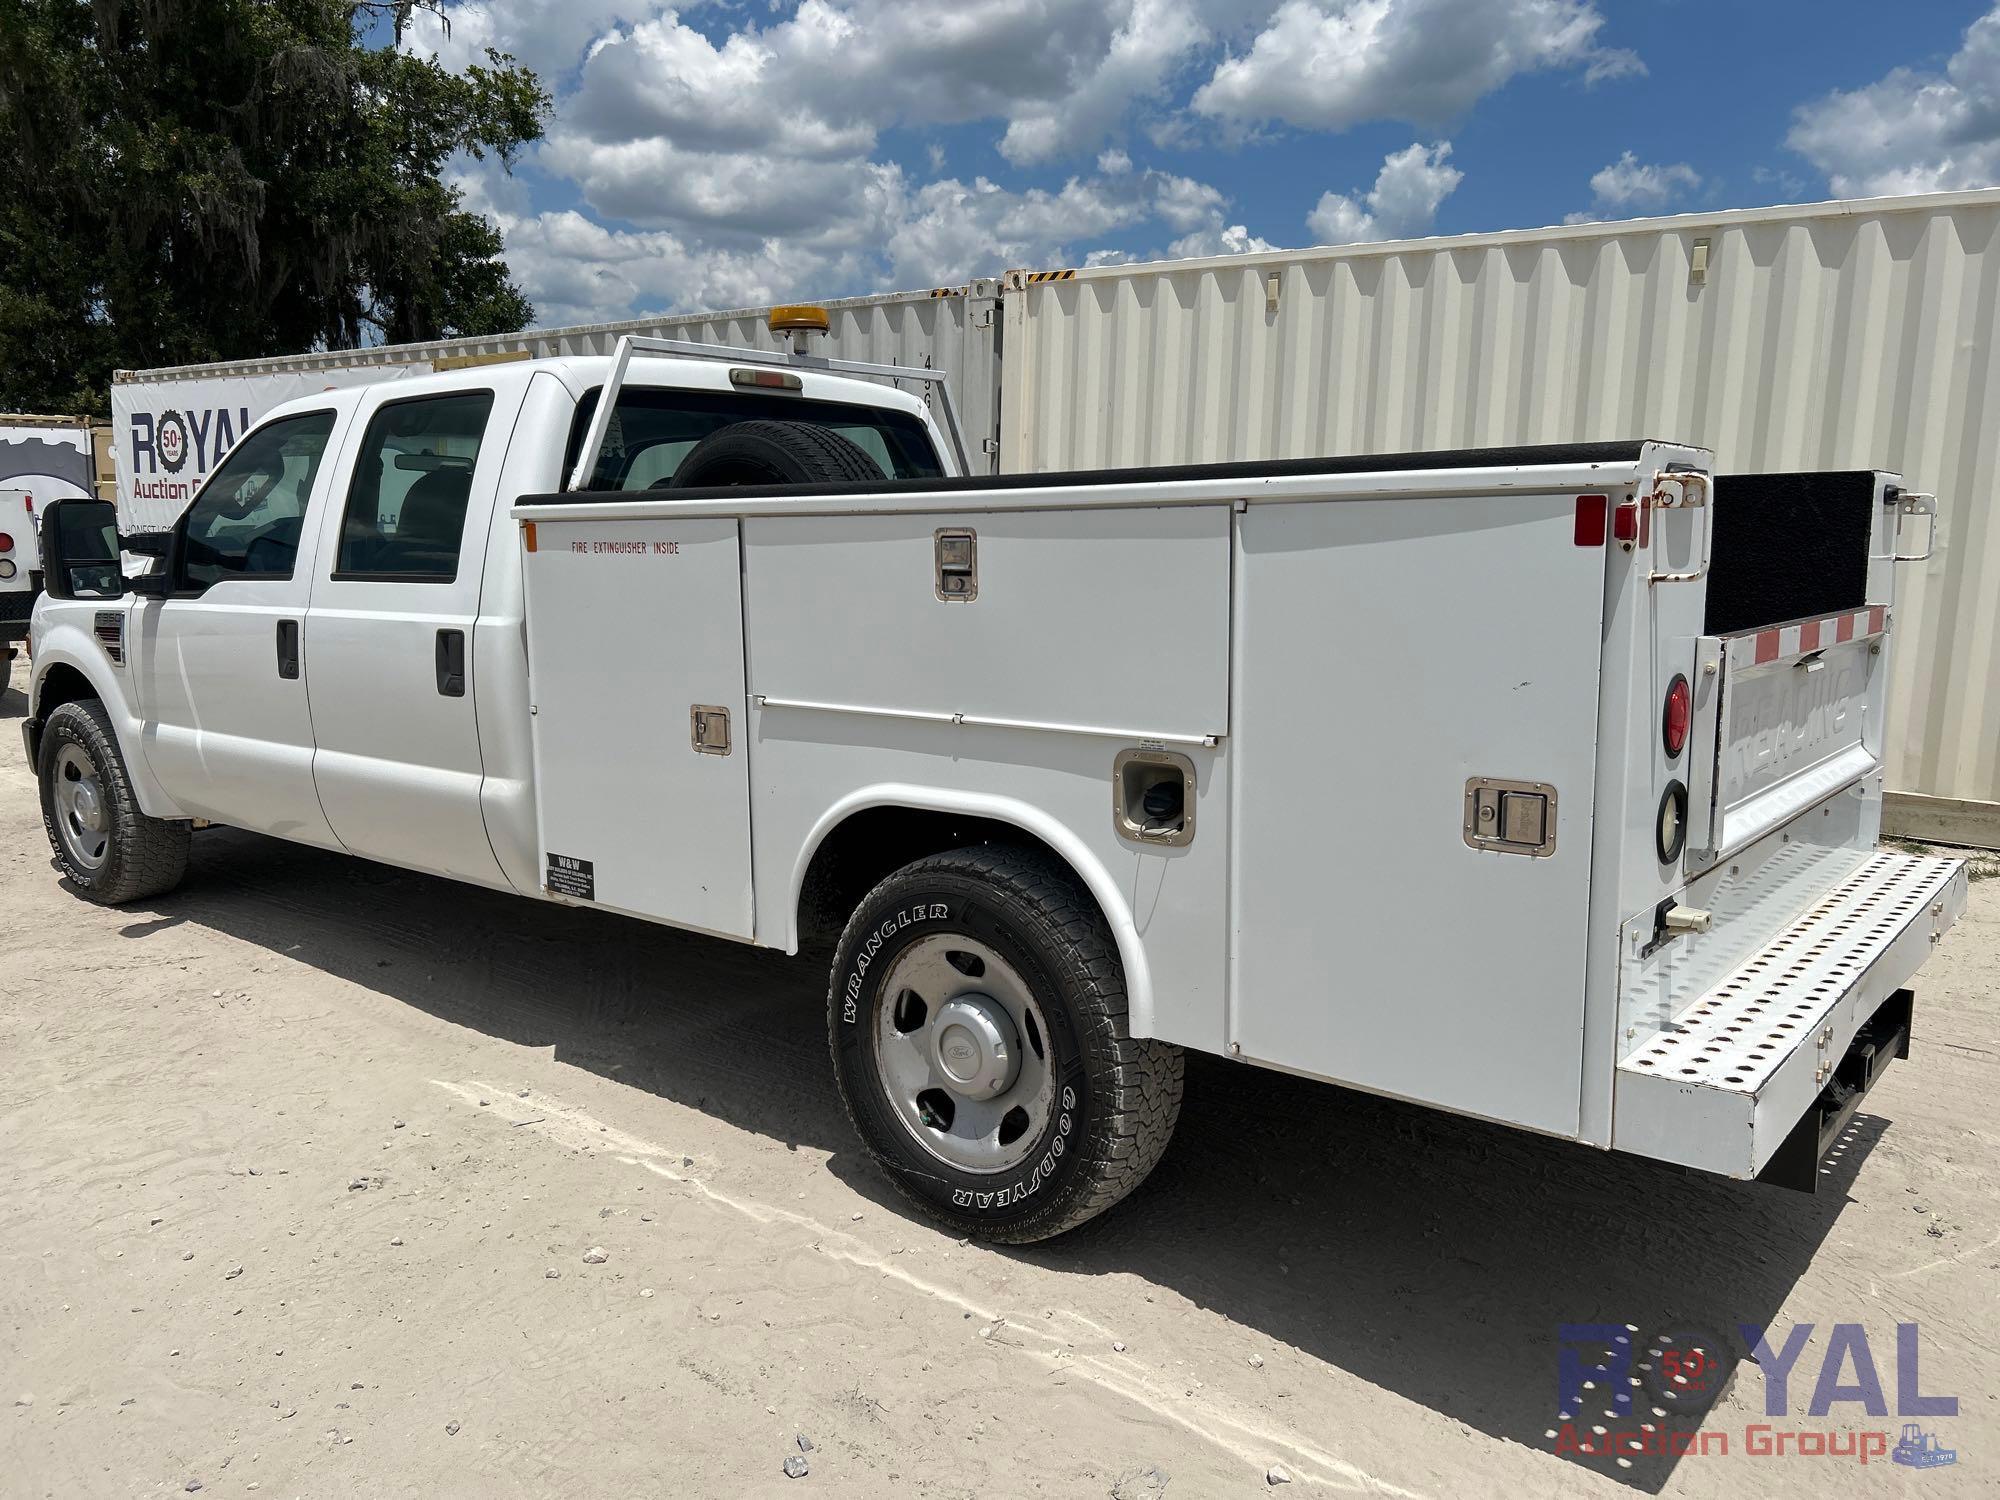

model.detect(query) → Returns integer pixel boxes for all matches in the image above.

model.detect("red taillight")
[1573,494,1607,546]
[0,531,13,552]
[1612,500,1651,547]
[1663,674,1691,758]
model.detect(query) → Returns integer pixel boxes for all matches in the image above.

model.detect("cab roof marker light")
[766,304,830,334]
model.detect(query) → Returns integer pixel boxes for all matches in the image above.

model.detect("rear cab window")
[336,391,497,580]
[564,386,943,492]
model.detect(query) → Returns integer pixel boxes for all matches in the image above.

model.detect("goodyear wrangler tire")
[38,699,190,905]
[671,420,883,487]
[828,846,1183,1243]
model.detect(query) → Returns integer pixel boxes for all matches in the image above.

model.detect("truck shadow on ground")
[127,826,1880,1495]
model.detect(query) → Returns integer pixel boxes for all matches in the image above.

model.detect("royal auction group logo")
[152,409,190,473]
[125,401,253,506]
[1555,1321,1960,1468]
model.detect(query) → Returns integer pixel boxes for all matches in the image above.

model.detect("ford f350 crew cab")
[24,326,1964,1242]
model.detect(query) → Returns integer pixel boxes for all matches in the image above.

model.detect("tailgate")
[1685,606,1887,865]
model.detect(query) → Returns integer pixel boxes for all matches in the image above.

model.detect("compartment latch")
[935,527,978,601]
[1463,777,1558,857]
[691,704,732,756]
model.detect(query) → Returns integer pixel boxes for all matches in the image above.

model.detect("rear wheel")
[828,845,1182,1242]
[38,699,189,904]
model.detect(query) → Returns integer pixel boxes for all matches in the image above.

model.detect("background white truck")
[24,332,1964,1241]
[1,413,97,699]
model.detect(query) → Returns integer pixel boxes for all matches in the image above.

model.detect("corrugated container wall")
[1000,191,2000,818]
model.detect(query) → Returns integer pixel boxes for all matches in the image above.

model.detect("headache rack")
[565,334,972,491]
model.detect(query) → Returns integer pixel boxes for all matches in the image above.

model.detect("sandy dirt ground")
[1,680,1996,1499]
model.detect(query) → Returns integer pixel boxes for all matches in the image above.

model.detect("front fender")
[28,622,186,821]
[786,783,1160,1041]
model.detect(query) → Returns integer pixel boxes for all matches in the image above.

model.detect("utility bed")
[516,431,1961,1186]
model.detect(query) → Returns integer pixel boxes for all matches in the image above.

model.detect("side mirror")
[39,498,127,600]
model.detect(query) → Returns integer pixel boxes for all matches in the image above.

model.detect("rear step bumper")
[1756,989,1911,1191]
[1613,851,1966,1183]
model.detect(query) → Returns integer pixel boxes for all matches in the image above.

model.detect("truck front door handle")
[275,619,300,680]
[435,628,466,697]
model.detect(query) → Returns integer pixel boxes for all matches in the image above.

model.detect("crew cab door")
[303,386,518,887]
[128,408,346,845]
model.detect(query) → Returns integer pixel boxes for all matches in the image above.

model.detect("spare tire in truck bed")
[670,419,885,487]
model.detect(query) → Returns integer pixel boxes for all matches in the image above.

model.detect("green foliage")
[0,0,550,414]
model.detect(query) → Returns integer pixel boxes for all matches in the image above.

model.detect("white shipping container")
[999,190,2000,832]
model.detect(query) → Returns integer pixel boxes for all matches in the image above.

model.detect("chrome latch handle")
[1647,471,1712,585]
[1874,490,1937,563]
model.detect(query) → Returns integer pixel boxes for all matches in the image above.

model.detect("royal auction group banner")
[111,363,429,530]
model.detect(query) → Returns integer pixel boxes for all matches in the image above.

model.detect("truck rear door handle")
[435,628,466,697]
[276,619,300,680]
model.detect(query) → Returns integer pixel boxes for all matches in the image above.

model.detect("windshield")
[565,385,944,491]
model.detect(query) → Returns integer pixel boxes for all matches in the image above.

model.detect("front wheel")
[828,846,1182,1243]
[38,699,190,904]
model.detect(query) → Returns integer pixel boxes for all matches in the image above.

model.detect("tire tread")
[828,844,1183,1243]
[673,419,885,487]
[39,698,190,905]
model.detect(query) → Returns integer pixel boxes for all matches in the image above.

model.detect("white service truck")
[23,326,1965,1242]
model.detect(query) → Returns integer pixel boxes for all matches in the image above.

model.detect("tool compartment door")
[521,516,754,939]
[1229,490,1608,1136]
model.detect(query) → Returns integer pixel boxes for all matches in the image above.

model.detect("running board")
[1613,851,1966,1182]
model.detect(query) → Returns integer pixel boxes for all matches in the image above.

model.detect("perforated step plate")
[1612,851,1966,1178]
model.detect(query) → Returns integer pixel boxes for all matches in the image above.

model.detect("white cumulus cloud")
[1561,151,1702,222]
[458,156,1269,325]
[416,0,1293,320]
[410,0,1657,322]
[1193,0,1641,133]
[1306,141,1463,244]
[1788,3,2000,196]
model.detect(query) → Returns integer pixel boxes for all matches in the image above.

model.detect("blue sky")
[407,1,2000,327]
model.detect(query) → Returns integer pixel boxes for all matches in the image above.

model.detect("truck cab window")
[177,410,336,590]
[565,387,943,491]
[337,390,496,580]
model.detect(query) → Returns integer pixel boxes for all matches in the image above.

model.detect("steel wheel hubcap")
[54,743,110,871]
[872,934,1054,1175]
